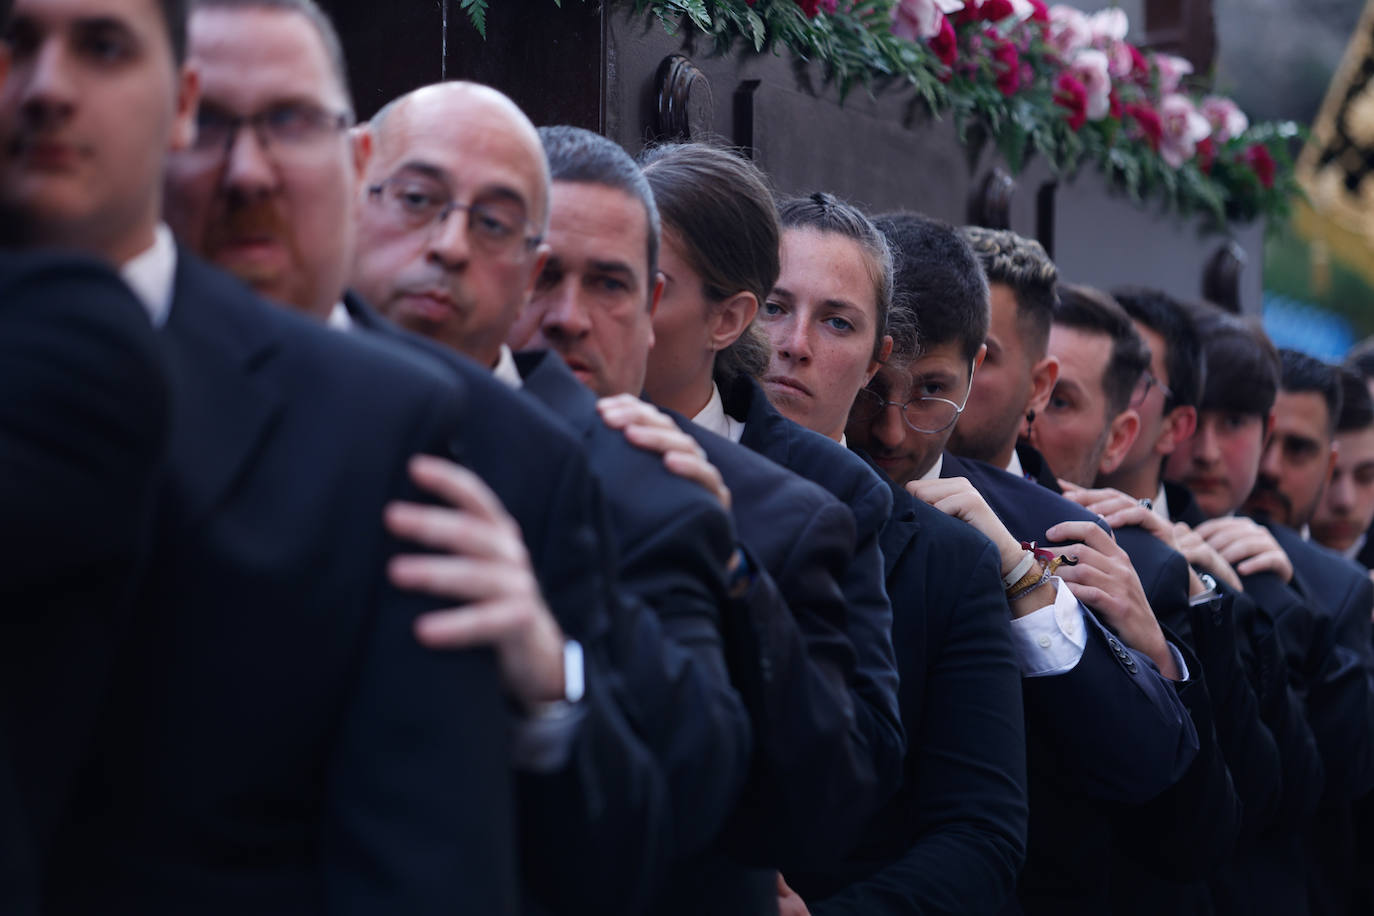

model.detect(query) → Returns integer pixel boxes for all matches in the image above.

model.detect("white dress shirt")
[1345,533,1368,563]
[1006,448,1025,480]
[119,223,177,327]
[919,454,944,481]
[690,383,746,443]
[492,344,522,389]
[1153,482,1171,524]
[326,301,353,331]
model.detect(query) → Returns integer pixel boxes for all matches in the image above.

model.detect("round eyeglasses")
[366,174,542,262]
[850,360,978,434]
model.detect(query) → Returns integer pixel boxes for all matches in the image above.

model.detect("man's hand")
[1044,519,1181,681]
[1171,522,1243,592]
[597,394,732,511]
[907,477,1023,575]
[1194,516,1293,583]
[385,455,567,710]
[777,874,812,916]
[1059,481,1179,549]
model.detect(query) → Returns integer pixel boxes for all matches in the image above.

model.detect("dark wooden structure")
[327,0,1262,312]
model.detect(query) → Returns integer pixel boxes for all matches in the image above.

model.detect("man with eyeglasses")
[1,0,523,909]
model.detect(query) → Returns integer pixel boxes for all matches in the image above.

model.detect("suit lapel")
[731,376,795,467]
[161,252,284,528]
[513,350,598,441]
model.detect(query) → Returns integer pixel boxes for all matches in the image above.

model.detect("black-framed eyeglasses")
[850,360,978,434]
[366,175,543,260]
[191,102,352,158]
[1131,370,1175,409]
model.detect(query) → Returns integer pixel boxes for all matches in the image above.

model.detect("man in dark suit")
[0,254,171,916]
[0,0,518,910]
[508,124,904,914]
[1311,368,1374,572]
[166,15,689,911]
[846,214,1200,914]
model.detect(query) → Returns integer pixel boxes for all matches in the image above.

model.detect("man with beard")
[0,0,518,908]
[1311,369,1374,570]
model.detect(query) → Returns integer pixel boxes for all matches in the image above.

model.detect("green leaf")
[459,0,487,37]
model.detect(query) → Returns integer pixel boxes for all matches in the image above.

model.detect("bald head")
[351,81,551,368]
[366,81,549,230]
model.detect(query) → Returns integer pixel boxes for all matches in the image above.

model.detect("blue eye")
[762,301,784,316]
[825,316,854,332]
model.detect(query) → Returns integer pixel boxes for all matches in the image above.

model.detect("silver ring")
[1138,498,1153,510]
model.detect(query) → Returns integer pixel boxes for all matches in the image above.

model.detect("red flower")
[1125,43,1149,82]
[1027,0,1049,23]
[991,35,1022,95]
[980,0,1015,21]
[819,0,839,12]
[1195,136,1215,174]
[794,0,820,17]
[1055,72,1088,131]
[930,16,958,68]
[1243,143,1276,189]
[1108,87,1123,120]
[1125,102,1162,150]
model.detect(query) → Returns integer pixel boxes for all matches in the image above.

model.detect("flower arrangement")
[460,0,1299,227]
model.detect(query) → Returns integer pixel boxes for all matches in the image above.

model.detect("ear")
[866,335,895,385]
[1155,405,1197,457]
[169,64,200,152]
[1263,410,1277,444]
[972,342,988,374]
[519,242,551,308]
[350,125,372,182]
[707,291,759,352]
[1099,409,1142,476]
[1027,354,1060,416]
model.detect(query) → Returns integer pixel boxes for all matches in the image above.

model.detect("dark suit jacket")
[803,462,1028,916]
[515,352,758,910]
[0,253,171,916]
[724,376,904,781]
[344,298,679,915]
[45,253,516,915]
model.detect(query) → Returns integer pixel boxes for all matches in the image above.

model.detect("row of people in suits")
[2,0,1372,912]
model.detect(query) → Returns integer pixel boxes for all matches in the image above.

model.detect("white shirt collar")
[1344,532,1368,563]
[920,453,945,481]
[1301,524,1312,542]
[493,344,522,390]
[1006,448,1025,478]
[691,383,746,443]
[326,301,353,331]
[120,223,177,327]
[1154,482,1171,524]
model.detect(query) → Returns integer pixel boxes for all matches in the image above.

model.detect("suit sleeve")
[720,500,895,869]
[1021,611,1199,804]
[608,499,755,861]
[512,454,676,916]
[812,539,1028,915]
[322,385,517,916]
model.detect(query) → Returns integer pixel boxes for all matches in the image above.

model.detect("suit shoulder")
[688,419,844,517]
[772,418,892,522]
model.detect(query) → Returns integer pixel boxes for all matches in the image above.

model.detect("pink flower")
[956,0,1014,24]
[1125,102,1162,150]
[1125,43,1149,83]
[1199,95,1249,143]
[1243,143,1277,189]
[991,36,1023,95]
[1195,136,1216,174]
[1026,0,1049,23]
[1158,92,1211,167]
[1048,5,1092,57]
[930,15,958,66]
[1103,39,1135,79]
[1070,48,1112,121]
[1055,72,1088,130]
[1152,53,1193,95]
[891,0,965,40]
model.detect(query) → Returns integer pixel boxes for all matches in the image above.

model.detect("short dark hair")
[1190,303,1280,417]
[1335,367,1374,433]
[777,192,899,361]
[873,211,988,365]
[1279,348,1342,437]
[1346,335,1374,381]
[1054,284,1151,419]
[192,0,351,113]
[638,142,777,383]
[1110,286,1202,412]
[540,125,661,284]
[960,226,1057,356]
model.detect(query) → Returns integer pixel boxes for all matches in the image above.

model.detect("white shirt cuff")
[1009,577,1088,677]
[1168,641,1191,682]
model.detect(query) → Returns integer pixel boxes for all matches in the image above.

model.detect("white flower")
[1159,93,1211,168]
[1048,5,1092,56]
[1071,49,1113,121]
[1007,0,1037,22]
[892,0,964,40]
[1087,7,1129,42]
[1199,95,1249,143]
[1153,53,1194,95]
